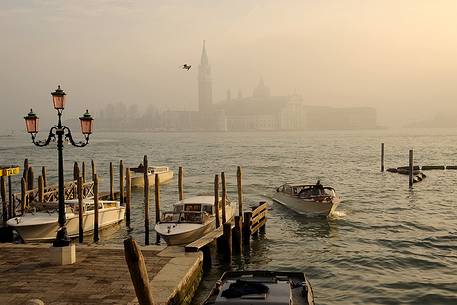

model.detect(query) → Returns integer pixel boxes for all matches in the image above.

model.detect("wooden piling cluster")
[185,166,267,264]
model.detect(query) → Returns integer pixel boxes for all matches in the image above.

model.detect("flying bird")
[180,64,191,71]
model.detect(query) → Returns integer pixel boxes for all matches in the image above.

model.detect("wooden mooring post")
[1,176,6,222]
[81,162,86,184]
[232,215,242,254]
[110,162,114,200]
[381,143,385,172]
[21,177,27,215]
[38,176,44,203]
[77,176,84,243]
[154,174,160,244]
[124,237,156,305]
[214,174,220,228]
[237,166,243,219]
[144,155,150,245]
[126,167,131,227]
[221,172,227,224]
[409,150,413,188]
[242,211,252,246]
[73,162,79,181]
[27,166,34,190]
[222,222,232,261]
[119,160,125,204]
[94,174,99,242]
[42,166,47,187]
[8,175,13,219]
[91,160,96,180]
[178,166,184,201]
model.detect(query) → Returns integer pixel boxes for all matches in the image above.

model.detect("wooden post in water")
[381,143,385,172]
[222,222,232,261]
[123,237,156,305]
[126,168,131,227]
[91,160,96,180]
[23,159,29,177]
[93,174,99,242]
[214,174,220,228]
[119,160,125,204]
[178,166,184,201]
[27,166,34,190]
[8,176,13,219]
[243,211,252,246]
[232,215,242,254]
[237,166,243,220]
[21,177,27,215]
[154,174,160,244]
[81,162,86,184]
[23,159,29,187]
[77,176,84,243]
[41,166,47,187]
[38,176,44,203]
[1,176,6,222]
[73,162,79,181]
[109,162,114,200]
[144,155,150,245]
[221,172,227,224]
[409,150,413,188]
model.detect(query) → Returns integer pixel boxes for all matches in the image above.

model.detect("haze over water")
[1,129,456,304]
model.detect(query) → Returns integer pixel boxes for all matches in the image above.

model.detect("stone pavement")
[0,243,203,305]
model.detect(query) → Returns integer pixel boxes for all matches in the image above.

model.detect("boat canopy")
[277,183,336,198]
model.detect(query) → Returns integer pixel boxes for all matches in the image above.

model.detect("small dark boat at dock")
[202,270,314,305]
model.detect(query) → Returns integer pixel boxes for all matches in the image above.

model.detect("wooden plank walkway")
[0,243,202,305]
[185,224,233,252]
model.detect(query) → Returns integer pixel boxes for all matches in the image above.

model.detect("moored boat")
[7,199,125,242]
[154,196,235,245]
[129,164,173,187]
[273,181,341,217]
[202,270,314,305]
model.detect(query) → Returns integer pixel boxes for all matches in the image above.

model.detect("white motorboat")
[154,196,235,245]
[273,181,341,217]
[129,164,174,187]
[202,270,315,305]
[7,199,125,242]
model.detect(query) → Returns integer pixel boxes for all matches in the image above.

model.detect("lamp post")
[24,85,94,247]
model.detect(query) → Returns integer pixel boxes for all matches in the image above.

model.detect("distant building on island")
[95,41,377,131]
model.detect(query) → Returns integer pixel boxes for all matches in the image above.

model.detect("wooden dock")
[0,243,203,305]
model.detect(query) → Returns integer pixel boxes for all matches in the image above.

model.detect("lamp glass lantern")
[24,109,39,134]
[79,110,94,135]
[51,85,66,110]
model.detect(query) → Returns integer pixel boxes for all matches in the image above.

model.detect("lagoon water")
[1,129,456,305]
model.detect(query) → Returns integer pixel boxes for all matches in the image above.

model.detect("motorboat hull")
[155,221,215,245]
[130,171,174,187]
[7,206,125,242]
[272,192,340,217]
[155,205,235,245]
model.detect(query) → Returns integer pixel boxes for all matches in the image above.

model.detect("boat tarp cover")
[221,280,270,298]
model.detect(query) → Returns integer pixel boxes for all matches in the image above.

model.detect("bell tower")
[198,40,213,112]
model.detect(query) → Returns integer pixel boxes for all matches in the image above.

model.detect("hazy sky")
[1,0,457,130]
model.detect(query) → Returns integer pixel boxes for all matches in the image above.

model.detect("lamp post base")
[53,226,70,247]
[50,243,76,265]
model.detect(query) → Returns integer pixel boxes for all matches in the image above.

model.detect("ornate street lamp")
[24,85,94,247]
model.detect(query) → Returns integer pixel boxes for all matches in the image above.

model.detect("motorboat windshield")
[277,183,336,199]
